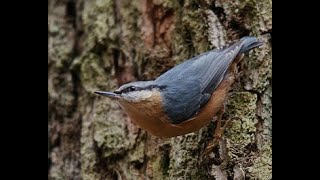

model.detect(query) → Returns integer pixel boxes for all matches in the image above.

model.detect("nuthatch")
[95,36,264,138]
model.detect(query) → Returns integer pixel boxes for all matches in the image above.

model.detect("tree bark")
[48,0,272,179]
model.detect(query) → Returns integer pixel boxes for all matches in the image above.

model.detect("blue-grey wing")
[155,36,262,124]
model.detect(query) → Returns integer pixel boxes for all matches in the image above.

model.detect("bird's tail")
[239,35,268,53]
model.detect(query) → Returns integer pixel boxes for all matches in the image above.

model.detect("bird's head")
[94,81,165,104]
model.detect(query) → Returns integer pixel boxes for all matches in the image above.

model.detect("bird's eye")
[128,86,136,91]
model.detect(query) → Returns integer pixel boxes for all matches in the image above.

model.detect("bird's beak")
[94,91,121,99]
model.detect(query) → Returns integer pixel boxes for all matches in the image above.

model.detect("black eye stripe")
[121,86,139,93]
[120,85,167,94]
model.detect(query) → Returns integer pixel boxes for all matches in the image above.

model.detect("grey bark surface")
[48,0,272,179]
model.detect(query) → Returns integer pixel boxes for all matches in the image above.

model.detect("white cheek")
[123,91,153,102]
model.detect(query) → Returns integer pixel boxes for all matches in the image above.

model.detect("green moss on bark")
[247,143,272,180]
[215,0,272,36]
[82,0,117,46]
[225,92,258,148]
[168,132,207,179]
[79,53,112,92]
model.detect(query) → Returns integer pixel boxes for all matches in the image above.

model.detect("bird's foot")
[203,117,239,157]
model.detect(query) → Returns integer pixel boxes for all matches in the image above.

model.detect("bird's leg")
[213,106,235,140]
[204,105,233,155]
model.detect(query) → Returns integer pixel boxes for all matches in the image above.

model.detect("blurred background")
[48,0,272,179]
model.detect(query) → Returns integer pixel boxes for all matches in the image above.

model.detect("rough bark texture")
[48,0,272,179]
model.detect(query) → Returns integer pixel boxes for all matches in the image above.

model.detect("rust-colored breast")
[118,90,173,137]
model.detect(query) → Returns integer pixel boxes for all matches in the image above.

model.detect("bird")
[94,36,264,138]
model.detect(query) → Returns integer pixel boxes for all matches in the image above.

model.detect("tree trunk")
[48,0,272,179]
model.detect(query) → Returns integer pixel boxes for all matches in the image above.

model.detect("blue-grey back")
[156,36,263,124]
